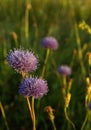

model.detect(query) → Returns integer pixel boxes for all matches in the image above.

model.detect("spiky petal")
[19,77,48,99]
[7,49,38,73]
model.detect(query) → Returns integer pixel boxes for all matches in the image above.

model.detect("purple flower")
[19,77,48,98]
[58,65,72,76]
[88,102,91,110]
[41,37,58,50]
[7,49,38,73]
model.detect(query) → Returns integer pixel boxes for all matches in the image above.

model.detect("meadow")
[0,0,91,130]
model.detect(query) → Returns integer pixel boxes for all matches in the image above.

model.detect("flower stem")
[26,97,33,122]
[74,22,86,77]
[51,119,57,130]
[62,75,67,96]
[21,71,26,79]
[41,48,50,78]
[32,96,36,130]
[81,111,88,130]
[25,0,30,43]
[0,101,10,130]
[64,107,76,130]
[37,48,50,109]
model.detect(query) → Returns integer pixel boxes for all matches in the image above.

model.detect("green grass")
[0,0,91,130]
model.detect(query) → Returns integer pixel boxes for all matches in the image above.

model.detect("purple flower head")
[88,102,91,110]
[41,37,58,50]
[7,49,38,73]
[58,65,72,76]
[19,77,48,99]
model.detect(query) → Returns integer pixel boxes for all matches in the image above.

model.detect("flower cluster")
[7,48,48,99]
[7,49,38,73]
[41,37,58,50]
[19,77,48,98]
[58,65,72,76]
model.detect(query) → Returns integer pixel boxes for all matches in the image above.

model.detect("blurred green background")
[0,0,91,130]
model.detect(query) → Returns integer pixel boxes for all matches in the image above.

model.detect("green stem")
[32,96,36,130]
[25,0,30,44]
[41,48,50,78]
[25,9,29,38]
[64,107,76,130]
[51,119,57,130]
[0,101,10,130]
[62,75,67,96]
[74,22,86,77]
[37,49,50,109]
[81,111,88,130]
[63,75,67,86]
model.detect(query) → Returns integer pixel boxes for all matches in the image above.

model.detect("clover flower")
[19,77,48,98]
[41,37,58,50]
[58,65,72,76]
[7,49,38,73]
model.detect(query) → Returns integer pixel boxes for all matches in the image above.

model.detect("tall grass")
[0,0,91,130]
